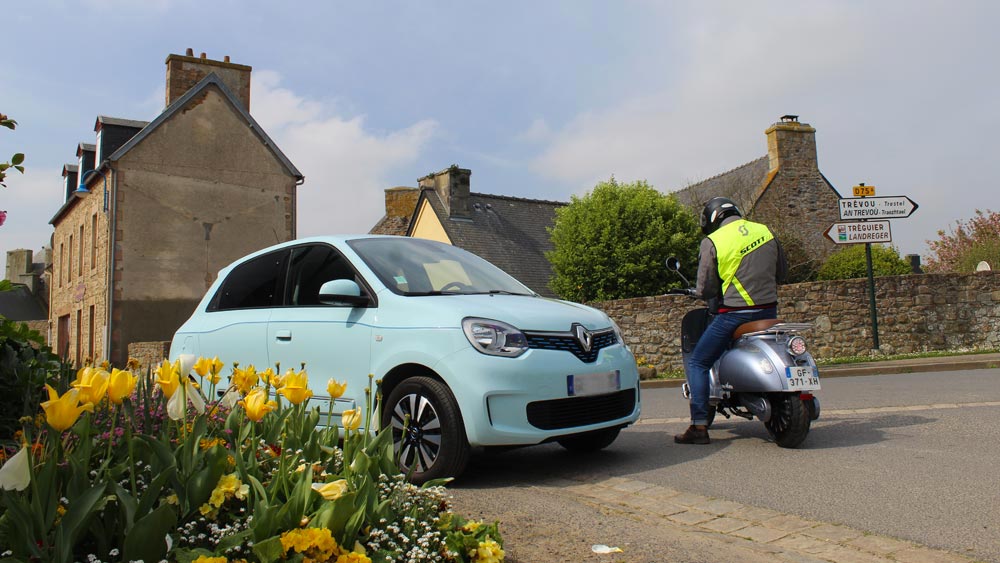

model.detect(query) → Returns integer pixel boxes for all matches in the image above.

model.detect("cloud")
[251,71,438,237]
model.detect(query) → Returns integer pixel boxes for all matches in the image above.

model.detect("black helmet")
[701,197,742,235]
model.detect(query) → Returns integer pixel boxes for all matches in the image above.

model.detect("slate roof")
[96,115,150,129]
[369,214,411,236]
[672,156,770,212]
[0,284,47,321]
[413,189,565,298]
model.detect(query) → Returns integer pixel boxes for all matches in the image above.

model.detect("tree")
[547,177,701,302]
[924,209,1000,273]
[816,243,912,280]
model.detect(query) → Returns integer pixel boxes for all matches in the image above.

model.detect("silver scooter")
[666,257,821,448]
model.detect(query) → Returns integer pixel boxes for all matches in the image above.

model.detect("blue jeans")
[686,307,777,425]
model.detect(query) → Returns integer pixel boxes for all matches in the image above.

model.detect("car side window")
[286,244,360,306]
[209,249,287,311]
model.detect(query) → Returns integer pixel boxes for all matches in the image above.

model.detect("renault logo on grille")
[573,324,593,352]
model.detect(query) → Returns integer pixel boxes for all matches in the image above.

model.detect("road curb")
[639,354,1000,389]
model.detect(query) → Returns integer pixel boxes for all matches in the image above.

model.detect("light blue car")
[170,235,641,482]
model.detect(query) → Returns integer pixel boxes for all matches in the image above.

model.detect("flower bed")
[0,356,504,563]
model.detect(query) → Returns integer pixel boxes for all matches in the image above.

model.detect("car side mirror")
[666,257,681,271]
[318,279,369,306]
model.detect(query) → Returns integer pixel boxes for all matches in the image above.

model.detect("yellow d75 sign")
[853,184,876,197]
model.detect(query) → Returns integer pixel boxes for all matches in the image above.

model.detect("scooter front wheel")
[764,394,811,448]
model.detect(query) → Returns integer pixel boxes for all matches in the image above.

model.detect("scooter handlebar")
[666,288,696,296]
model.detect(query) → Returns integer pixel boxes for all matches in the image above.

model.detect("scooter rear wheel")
[764,394,811,448]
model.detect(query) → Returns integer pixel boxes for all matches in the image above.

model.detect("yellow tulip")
[155,359,180,399]
[192,357,212,378]
[208,356,224,384]
[239,388,275,422]
[41,384,94,432]
[72,367,110,405]
[232,365,259,394]
[311,478,348,501]
[326,379,347,399]
[263,368,283,389]
[342,408,362,432]
[108,368,137,405]
[278,369,312,405]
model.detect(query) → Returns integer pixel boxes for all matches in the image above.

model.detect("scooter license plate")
[567,370,621,397]
[785,366,821,391]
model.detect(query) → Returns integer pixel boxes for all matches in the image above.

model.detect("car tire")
[556,427,621,452]
[382,376,470,484]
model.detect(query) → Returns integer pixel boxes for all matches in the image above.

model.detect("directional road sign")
[838,196,918,220]
[824,220,892,244]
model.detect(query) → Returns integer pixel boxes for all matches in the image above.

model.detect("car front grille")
[526,389,636,430]
[523,329,617,363]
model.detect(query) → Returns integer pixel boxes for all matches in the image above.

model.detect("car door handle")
[275,330,292,341]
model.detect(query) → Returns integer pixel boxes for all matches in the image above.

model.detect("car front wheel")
[382,376,470,484]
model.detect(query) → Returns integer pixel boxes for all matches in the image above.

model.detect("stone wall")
[594,271,1000,373]
[127,341,170,373]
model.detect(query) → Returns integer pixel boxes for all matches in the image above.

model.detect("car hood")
[378,293,613,332]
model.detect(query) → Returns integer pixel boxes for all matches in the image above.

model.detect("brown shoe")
[674,425,710,445]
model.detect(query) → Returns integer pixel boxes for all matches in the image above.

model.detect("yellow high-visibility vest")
[707,219,774,306]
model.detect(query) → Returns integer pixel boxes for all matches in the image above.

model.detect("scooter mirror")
[666,256,681,271]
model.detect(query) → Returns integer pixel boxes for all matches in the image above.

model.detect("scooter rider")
[675,197,788,445]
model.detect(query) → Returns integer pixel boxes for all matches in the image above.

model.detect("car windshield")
[348,238,536,297]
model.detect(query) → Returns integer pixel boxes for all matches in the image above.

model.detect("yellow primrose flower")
[461,520,482,533]
[192,557,227,563]
[240,388,275,422]
[335,552,372,563]
[72,366,110,405]
[327,379,347,399]
[108,368,137,405]
[278,369,313,405]
[341,408,362,432]
[231,365,259,394]
[469,538,504,563]
[280,527,340,562]
[41,384,94,432]
[155,360,180,399]
[312,478,348,501]
[0,446,30,491]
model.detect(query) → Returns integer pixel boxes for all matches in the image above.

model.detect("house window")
[68,234,74,281]
[88,305,95,364]
[59,243,64,287]
[79,224,84,275]
[91,214,98,268]
[75,309,82,367]
[57,315,70,360]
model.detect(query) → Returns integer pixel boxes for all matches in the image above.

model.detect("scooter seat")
[732,319,784,340]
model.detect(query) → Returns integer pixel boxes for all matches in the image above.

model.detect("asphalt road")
[448,368,1000,563]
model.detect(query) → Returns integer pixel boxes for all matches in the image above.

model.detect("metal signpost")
[826,184,919,351]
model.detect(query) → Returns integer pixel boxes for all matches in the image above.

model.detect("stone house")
[369,166,564,297]
[47,50,303,367]
[673,115,843,275]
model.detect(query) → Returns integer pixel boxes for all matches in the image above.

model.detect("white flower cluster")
[175,511,253,553]
[364,475,450,562]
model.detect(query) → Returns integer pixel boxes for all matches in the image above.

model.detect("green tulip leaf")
[252,535,285,563]
[122,504,177,563]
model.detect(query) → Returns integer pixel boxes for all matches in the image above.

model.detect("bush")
[0,358,503,563]
[0,319,73,440]
[547,177,701,302]
[816,244,912,280]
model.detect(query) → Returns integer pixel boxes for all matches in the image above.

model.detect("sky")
[2,1,998,277]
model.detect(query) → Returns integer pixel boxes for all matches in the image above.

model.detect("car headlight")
[609,317,629,350]
[462,318,528,357]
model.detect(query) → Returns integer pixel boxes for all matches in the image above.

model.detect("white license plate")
[568,370,621,397]
[785,366,821,391]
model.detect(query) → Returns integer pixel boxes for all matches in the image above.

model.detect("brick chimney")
[165,48,252,110]
[383,187,420,219]
[418,166,471,218]
[765,115,818,174]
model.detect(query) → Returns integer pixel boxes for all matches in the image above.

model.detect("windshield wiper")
[467,290,535,296]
